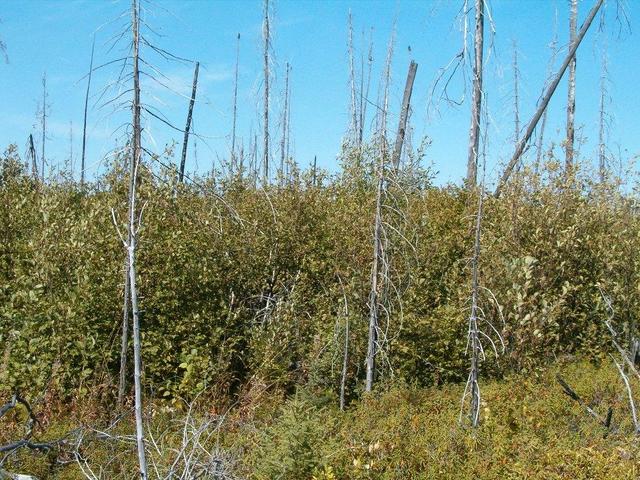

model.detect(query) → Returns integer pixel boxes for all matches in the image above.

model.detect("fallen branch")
[557,375,613,432]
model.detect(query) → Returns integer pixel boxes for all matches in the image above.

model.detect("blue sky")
[0,0,638,185]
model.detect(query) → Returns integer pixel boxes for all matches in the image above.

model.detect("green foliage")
[1,144,639,407]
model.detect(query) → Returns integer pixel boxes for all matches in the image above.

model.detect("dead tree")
[337,277,350,411]
[565,0,578,170]
[466,0,484,186]
[359,29,374,148]
[129,1,148,476]
[28,134,37,179]
[348,11,358,142]
[365,150,384,393]
[495,0,604,198]
[81,37,95,188]
[262,0,270,183]
[40,72,48,181]
[512,41,520,150]
[179,61,200,183]
[392,61,418,170]
[231,33,240,175]
[376,25,395,156]
[279,63,291,180]
[535,22,559,173]
[598,45,608,182]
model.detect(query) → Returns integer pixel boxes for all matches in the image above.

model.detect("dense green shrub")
[1,144,638,405]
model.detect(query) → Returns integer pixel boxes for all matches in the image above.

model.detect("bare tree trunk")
[68,121,73,176]
[468,186,483,427]
[392,61,418,170]
[535,29,558,174]
[378,27,395,156]
[466,0,484,186]
[118,260,130,406]
[312,155,317,187]
[494,0,604,198]
[179,61,199,183]
[598,48,607,182]
[262,0,270,183]
[280,62,290,181]
[565,0,578,170]
[348,11,358,143]
[231,33,240,175]
[41,72,47,181]
[130,1,148,477]
[28,134,37,179]
[285,65,292,179]
[359,29,373,148]
[81,37,95,188]
[365,167,383,393]
[513,41,520,149]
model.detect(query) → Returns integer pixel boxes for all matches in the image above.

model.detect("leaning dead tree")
[565,0,578,170]
[80,37,95,188]
[392,60,418,170]
[495,0,604,198]
[466,0,484,186]
[179,61,200,183]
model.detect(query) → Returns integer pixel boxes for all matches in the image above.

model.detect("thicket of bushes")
[3,362,637,479]
[0,143,638,406]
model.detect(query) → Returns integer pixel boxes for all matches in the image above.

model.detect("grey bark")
[392,61,418,170]
[179,61,199,183]
[231,33,240,175]
[81,37,95,188]
[28,134,37,179]
[566,0,578,170]
[495,0,604,198]
[598,51,607,182]
[130,1,148,477]
[41,73,47,181]
[280,63,290,180]
[262,0,270,182]
[466,0,484,186]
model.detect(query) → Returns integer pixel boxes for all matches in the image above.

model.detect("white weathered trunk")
[466,0,484,186]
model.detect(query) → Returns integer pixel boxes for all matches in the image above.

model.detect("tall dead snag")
[466,187,483,427]
[512,41,520,149]
[598,45,608,182]
[392,61,418,170]
[365,151,384,393]
[129,1,148,476]
[179,61,200,183]
[280,62,291,180]
[466,0,484,186]
[40,72,48,181]
[262,0,270,183]
[81,37,95,188]
[231,33,240,175]
[535,24,559,173]
[495,0,604,198]
[28,134,37,179]
[348,11,358,142]
[359,29,373,148]
[565,0,578,170]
